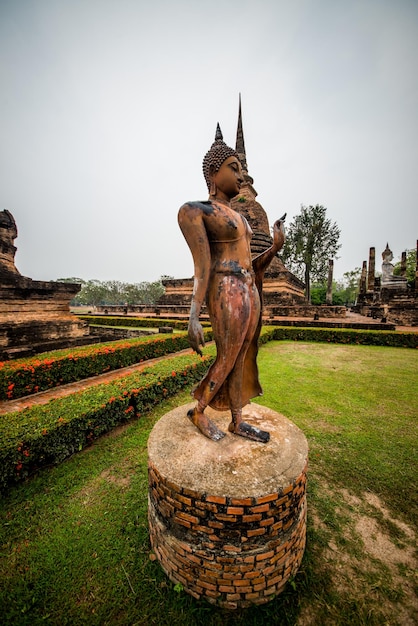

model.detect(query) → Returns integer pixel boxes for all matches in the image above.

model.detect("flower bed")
[0,331,213,401]
[0,350,215,491]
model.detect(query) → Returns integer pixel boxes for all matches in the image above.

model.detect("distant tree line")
[57,276,172,307]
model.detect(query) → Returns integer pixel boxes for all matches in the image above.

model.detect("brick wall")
[148,459,307,609]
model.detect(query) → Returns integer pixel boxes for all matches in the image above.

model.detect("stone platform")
[148,402,308,609]
[0,277,92,359]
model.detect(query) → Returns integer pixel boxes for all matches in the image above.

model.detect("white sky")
[1,0,417,284]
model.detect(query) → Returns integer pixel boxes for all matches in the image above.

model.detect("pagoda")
[160,98,306,313]
[231,96,305,306]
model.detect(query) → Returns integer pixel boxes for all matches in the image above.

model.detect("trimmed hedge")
[1,324,416,491]
[1,325,415,402]
[270,326,418,348]
[0,350,215,491]
[0,331,213,401]
[78,315,212,331]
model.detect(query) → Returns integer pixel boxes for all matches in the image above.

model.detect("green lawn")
[0,341,417,625]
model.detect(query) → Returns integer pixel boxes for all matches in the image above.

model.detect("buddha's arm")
[178,203,211,355]
[252,218,285,275]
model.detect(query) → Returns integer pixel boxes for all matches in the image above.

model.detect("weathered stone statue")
[178,125,285,443]
[381,243,407,289]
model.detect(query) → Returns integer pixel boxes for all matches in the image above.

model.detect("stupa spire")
[235,94,248,173]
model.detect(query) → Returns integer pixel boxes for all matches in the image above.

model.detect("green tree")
[281,205,341,303]
[393,249,416,287]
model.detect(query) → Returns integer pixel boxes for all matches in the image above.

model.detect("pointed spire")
[235,94,248,173]
[215,123,223,141]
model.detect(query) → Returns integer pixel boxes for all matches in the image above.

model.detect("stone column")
[367,247,375,291]
[326,259,333,305]
[360,261,367,294]
[415,240,418,292]
[401,252,407,279]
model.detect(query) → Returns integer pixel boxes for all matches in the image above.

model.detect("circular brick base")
[148,402,308,609]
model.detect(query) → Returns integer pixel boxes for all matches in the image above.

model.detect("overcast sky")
[1,0,417,285]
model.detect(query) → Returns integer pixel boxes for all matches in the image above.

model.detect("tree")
[281,205,341,303]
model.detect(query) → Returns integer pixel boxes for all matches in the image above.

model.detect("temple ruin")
[0,210,92,359]
[355,241,418,326]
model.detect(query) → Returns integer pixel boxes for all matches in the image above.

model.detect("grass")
[0,341,417,625]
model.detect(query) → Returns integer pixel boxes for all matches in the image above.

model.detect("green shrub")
[78,315,212,331]
[0,350,215,491]
[271,326,418,348]
[0,331,213,401]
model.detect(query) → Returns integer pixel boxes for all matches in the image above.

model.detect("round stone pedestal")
[148,402,308,609]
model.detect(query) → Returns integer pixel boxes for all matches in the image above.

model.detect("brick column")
[148,403,308,609]
[326,259,333,305]
[367,247,375,291]
[360,261,367,294]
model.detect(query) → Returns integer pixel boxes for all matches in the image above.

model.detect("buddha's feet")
[187,407,226,441]
[228,420,270,443]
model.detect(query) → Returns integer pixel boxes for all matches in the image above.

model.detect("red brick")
[174,518,191,528]
[198,580,217,591]
[230,496,253,506]
[226,593,241,601]
[254,493,278,504]
[181,486,200,498]
[247,527,266,537]
[245,592,261,600]
[226,506,244,515]
[217,556,236,564]
[249,503,270,513]
[195,501,218,512]
[222,544,241,553]
[254,581,266,591]
[218,573,239,582]
[187,554,202,565]
[242,513,262,522]
[165,478,180,492]
[243,555,255,563]
[194,525,212,534]
[243,570,260,579]
[175,494,192,506]
[219,585,235,593]
[234,578,253,586]
[208,520,224,529]
[206,495,227,505]
[256,550,274,562]
[239,564,254,573]
[175,511,199,524]
[234,585,252,593]
[215,514,238,522]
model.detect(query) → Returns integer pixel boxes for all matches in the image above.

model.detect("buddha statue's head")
[382,243,393,263]
[202,124,239,191]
